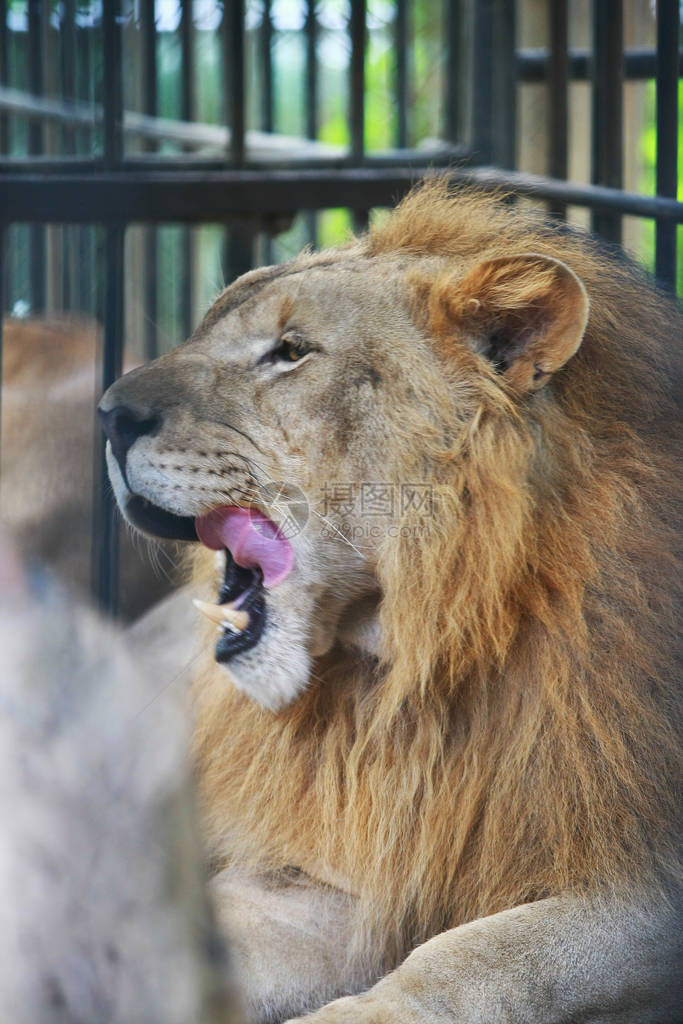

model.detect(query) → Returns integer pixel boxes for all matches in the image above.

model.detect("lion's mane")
[193,182,682,964]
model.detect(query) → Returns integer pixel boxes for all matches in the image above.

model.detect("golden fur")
[192,182,682,967]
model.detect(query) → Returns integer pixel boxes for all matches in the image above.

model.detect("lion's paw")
[284,987,417,1024]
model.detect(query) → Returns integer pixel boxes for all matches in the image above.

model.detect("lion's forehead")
[199,254,424,344]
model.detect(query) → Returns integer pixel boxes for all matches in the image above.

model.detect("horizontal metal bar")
[518,46,683,81]
[1,166,681,224]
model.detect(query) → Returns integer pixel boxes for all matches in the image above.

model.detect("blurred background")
[0,0,681,620]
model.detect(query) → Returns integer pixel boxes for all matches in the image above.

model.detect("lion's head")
[101,182,680,948]
[100,187,592,710]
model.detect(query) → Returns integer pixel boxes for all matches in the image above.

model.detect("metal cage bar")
[548,0,569,220]
[304,0,319,246]
[96,0,125,615]
[350,0,367,230]
[472,0,495,164]
[225,0,245,167]
[518,47,683,82]
[3,166,681,222]
[0,0,681,618]
[655,0,680,291]
[60,0,77,310]
[492,0,516,170]
[260,0,274,263]
[395,0,409,149]
[261,0,274,134]
[179,0,195,338]
[444,0,463,145]
[142,0,159,359]
[350,0,366,162]
[0,0,7,154]
[28,0,45,313]
[591,0,624,242]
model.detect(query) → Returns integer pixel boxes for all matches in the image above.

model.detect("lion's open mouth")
[200,553,267,662]
[123,494,292,661]
[192,505,293,662]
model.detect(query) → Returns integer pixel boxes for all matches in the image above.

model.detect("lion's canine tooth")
[193,598,250,632]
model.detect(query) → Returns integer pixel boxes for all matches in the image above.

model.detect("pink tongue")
[194,506,294,588]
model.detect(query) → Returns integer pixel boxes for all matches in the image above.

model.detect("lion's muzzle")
[98,404,159,488]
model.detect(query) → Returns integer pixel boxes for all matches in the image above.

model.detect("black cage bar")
[0,0,681,616]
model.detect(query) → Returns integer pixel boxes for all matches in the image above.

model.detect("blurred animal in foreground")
[1,317,179,619]
[0,531,240,1023]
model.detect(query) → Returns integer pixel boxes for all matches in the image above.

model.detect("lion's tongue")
[194,506,293,588]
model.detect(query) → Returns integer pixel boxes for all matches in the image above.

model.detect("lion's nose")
[98,404,160,485]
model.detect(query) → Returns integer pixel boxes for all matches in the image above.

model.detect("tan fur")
[191,182,682,974]
[1,317,177,618]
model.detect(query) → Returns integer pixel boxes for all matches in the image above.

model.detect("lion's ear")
[427,253,589,392]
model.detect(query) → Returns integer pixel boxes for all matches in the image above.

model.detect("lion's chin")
[219,624,312,712]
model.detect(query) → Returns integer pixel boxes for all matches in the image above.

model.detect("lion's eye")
[272,334,310,363]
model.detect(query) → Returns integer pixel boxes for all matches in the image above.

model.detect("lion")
[99,181,682,1023]
[1,317,177,619]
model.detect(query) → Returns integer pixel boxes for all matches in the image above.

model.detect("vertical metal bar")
[96,225,124,616]
[350,0,366,233]
[350,0,366,160]
[28,0,45,312]
[0,226,5,475]
[76,19,93,315]
[305,0,318,247]
[28,0,44,154]
[444,0,463,145]
[261,0,273,263]
[76,16,93,152]
[224,0,245,166]
[142,0,158,358]
[591,0,623,242]
[180,0,194,337]
[395,0,408,148]
[548,0,569,218]
[180,0,195,122]
[61,0,77,151]
[96,0,125,615]
[222,225,253,285]
[61,0,77,311]
[261,0,273,133]
[103,0,123,165]
[471,0,495,163]
[655,0,679,291]
[0,0,9,154]
[222,0,250,283]
[492,0,516,169]
[305,0,318,140]
[142,0,158,122]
